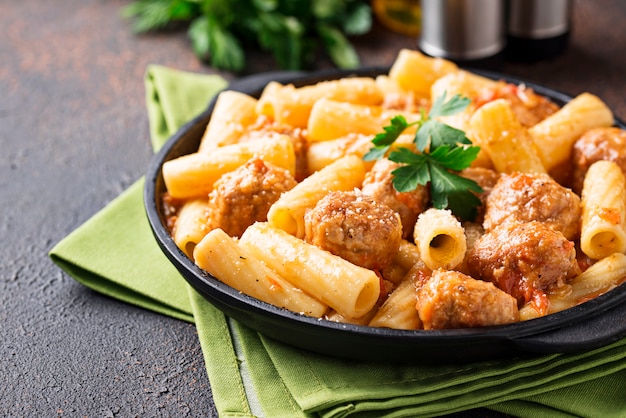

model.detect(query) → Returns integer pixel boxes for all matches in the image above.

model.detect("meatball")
[483,171,581,240]
[467,221,581,313]
[361,158,430,239]
[304,190,403,270]
[207,157,297,237]
[571,127,626,194]
[416,269,519,330]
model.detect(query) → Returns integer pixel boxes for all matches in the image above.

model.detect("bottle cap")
[507,0,572,39]
[419,0,505,61]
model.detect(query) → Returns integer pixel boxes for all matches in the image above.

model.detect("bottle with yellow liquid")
[372,0,422,36]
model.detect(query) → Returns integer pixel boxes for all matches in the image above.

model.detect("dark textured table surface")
[2,1,625,416]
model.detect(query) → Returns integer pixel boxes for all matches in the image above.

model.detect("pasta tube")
[413,208,467,270]
[198,90,259,152]
[580,160,626,260]
[267,154,366,238]
[548,252,626,313]
[173,198,211,259]
[469,98,546,174]
[529,92,614,172]
[307,98,420,142]
[306,134,375,174]
[369,277,422,330]
[239,222,381,319]
[163,134,295,199]
[193,228,328,317]
[256,77,383,128]
[430,70,497,131]
[389,49,458,98]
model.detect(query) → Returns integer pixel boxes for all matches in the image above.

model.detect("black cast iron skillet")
[145,67,626,363]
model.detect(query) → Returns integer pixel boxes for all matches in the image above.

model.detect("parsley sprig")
[122,0,372,72]
[363,92,483,221]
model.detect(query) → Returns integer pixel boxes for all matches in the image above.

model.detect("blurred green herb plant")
[122,0,372,72]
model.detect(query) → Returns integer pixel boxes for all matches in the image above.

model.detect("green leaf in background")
[122,0,176,32]
[121,0,372,71]
[256,12,306,71]
[318,24,360,69]
[342,2,372,35]
[188,15,245,72]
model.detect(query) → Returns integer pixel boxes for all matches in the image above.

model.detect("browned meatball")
[467,221,581,313]
[304,190,403,270]
[361,158,429,239]
[483,171,581,240]
[416,269,519,330]
[571,127,626,194]
[207,157,297,237]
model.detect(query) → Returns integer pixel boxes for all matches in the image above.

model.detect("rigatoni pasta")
[159,48,625,331]
[469,98,546,174]
[267,154,366,238]
[194,228,328,317]
[198,90,258,152]
[529,92,614,172]
[388,48,458,98]
[369,276,422,329]
[172,198,211,258]
[580,160,626,259]
[163,134,295,198]
[547,252,626,313]
[256,77,384,128]
[307,98,421,142]
[239,222,380,319]
[413,208,467,270]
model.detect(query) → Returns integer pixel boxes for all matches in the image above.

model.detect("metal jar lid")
[419,0,505,61]
[507,0,572,39]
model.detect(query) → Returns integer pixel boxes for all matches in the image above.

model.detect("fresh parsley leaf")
[428,144,481,171]
[364,92,483,221]
[416,119,471,150]
[363,145,391,162]
[429,164,483,220]
[390,162,429,193]
[429,92,472,118]
[372,115,412,146]
[363,116,414,161]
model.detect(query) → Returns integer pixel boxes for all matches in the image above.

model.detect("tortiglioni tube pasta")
[469,98,546,174]
[267,154,366,238]
[256,77,384,128]
[548,252,626,313]
[580,160,626,260]
[389,48,458,98]
[193,228,328,317]
[368,277,422,329]
[529,92,613,172]
[160,47,625,330]
[173,198,211,259]
[413,208,467,270]
[163,134,296,198]
[198,90,258,152]
[239,222,380,319]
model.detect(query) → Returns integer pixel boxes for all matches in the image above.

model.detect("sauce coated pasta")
[162,49,626,330]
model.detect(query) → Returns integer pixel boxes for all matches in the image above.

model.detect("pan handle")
[512,301,626,353]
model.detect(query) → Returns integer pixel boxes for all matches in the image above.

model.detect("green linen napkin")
[50,64,626,418]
